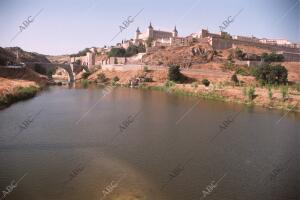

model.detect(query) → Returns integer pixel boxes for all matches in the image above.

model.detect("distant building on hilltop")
[134,22,178,42]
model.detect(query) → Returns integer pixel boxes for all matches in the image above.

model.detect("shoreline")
[134,83,300,113]
[0,85,40,110]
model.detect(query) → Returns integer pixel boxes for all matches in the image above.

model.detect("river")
[0,86,299,200]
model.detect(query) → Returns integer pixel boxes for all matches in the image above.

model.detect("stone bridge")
[25,62,90,82]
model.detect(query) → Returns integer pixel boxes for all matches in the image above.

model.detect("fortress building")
[134,22,178,42]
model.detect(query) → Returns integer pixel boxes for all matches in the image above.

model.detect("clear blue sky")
[0,0,299,55]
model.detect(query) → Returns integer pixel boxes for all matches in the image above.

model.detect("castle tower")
[148,22,154,39]
[172,26,178,37]
[135,27,141,40]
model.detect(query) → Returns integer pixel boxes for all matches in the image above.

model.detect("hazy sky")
[0,0,299,55]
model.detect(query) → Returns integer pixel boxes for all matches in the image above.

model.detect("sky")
[0,0,299,55]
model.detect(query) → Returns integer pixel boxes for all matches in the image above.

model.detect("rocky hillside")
[0,47,51,65]
[46,55,70,64]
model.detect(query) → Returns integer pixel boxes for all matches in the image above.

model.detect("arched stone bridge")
[25,62,90,82]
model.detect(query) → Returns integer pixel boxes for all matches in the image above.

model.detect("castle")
[134,22,178,41]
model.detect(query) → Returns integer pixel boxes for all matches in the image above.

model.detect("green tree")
[254,63,288,85]
[235,48,246,60]
[231,73,239,85]
[108,48,126,57]
[202,79,210,87]
[81,72,91,79]
[125,45,139,57]
[168,65,184,82]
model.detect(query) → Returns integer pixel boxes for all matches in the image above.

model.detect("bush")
[223,60,235,71]
[254,63,288,85]
[231,74,239,85]
[292,83,300,92]
[235,67,250,76]
[261,52,284,62]
[97,73,106,83]
[246,86,255,101]
[71,48,91,57]
[267,85,273,100]
[168,65,184,83]
[108,48,126,57]
[235,48,246,60]
[0,86,38,106]
[247,87,256,101]
[202,79,210,87]
[280,86,288,100]
[143,66,149,72]
[164,80,175,88]
[81,72,91,79]
[125,44,146,57]
[243,86,256,101]
[81,79,89,88]
[112,76,119,82]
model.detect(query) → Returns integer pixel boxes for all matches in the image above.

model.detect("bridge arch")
[25,62,90,83]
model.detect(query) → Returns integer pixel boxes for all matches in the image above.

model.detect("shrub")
[267,85,273,100]
[112,76,119,82]
[235,67,250,76]
[108,47,126,57]
[168,65,184,83]
[231,73,239,85]
[81,72,91,79]
[280,86,288,100]
[291,83,300,92]
[164,80,175,88]
[243,86,256,101]
[223,60,235,71]
[143,66,149,72]
[97,73,106,83]
[235,48,246,60]
[81,79,89,88]
[248,87,256,101]
[254,63,288,85]
[261,52,284,62]
[243,87,247,97]
[202,79,210,87]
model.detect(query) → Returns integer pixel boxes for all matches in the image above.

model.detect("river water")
[0,86,299,200]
